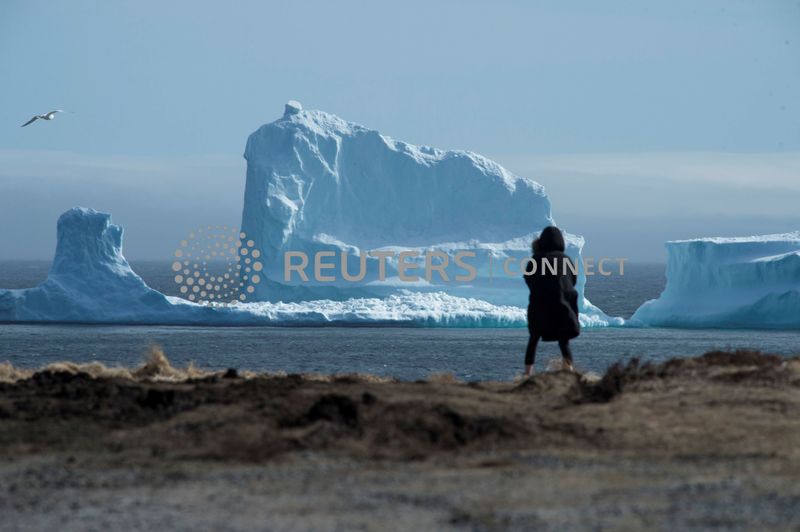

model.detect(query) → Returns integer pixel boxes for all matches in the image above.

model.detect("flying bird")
[21,110,64,127]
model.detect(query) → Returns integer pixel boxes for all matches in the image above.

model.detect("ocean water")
[1,261,799,380]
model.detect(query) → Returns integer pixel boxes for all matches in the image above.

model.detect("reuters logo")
[171,226,263,303]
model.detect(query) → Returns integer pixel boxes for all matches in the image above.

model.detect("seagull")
[21,110,65,127]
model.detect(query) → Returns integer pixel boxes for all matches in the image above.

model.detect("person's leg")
[524,333,540,376]
[558,338,575,371]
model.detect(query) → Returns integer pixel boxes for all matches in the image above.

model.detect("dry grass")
[0,345,210,384]
[0,345,397,385]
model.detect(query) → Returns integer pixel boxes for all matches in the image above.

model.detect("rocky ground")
[0,350,799,531]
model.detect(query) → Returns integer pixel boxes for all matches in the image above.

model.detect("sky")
[0,0,798,261]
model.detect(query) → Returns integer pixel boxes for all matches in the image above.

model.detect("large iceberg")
[242,101,616,325]
[0,101,620,327]
[631,233,800,329]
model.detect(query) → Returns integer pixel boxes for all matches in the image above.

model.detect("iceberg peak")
[284,99,303,117]
[51,207,126,277]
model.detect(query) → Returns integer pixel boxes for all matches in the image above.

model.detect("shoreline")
[1,350,799,529]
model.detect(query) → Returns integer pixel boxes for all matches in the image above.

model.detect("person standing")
[523,226,580,376]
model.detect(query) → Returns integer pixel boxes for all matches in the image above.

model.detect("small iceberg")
[631,233,800,329]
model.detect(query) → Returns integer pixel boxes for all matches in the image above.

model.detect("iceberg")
[242,101,618,326]
[0,102,620,327]
[0,208,235,325]
[631,233,800,329]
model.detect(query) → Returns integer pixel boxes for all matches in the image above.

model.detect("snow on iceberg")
[631,233,800,329]
[0,208,528,326]
[241,101,619,326]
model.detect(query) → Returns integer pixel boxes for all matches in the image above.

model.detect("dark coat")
[524,226,580,341]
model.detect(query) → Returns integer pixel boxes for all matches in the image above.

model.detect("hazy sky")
[1,0,798,261]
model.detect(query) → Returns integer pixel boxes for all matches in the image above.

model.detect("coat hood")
[536,226,566,254]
